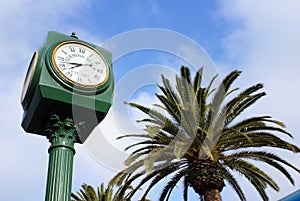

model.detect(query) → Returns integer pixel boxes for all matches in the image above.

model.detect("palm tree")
[111,66,300,201]
[71,183,114,201]
[72,183,151,201]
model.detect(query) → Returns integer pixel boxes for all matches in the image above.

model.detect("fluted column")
[45,115,78,201]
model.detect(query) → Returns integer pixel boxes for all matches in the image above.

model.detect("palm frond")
[226,151,300,184]
[159,170,186,201]
[220,167,246,201]
[139,162,184,200]
[193,67,203,93]
[180,66,191,83]
[226,159,279,191]
[183,177,189,201]
[225,92,266,126]
[210,70,241,116]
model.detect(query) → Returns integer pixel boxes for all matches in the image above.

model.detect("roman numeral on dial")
[79,48,85,53]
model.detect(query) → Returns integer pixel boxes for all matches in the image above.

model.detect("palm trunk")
[204,189,222,201]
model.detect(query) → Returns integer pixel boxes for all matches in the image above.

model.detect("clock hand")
[60,62,92,69]
[69,63,93,69]
[69,64,83,69]
[81,63,93,67]
[60,61,82,65]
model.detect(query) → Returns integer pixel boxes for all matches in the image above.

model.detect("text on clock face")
[53,43,108,86]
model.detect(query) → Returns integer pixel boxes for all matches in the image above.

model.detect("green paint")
[44,115,79,201]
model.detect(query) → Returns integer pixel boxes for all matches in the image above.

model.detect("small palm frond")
[72,183,111,201]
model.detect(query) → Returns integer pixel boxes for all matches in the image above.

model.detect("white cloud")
[0,1,99,201]
[218,0,300,199]
[0,0,92,74]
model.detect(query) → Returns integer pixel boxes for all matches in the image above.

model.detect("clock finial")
[70,32,78,39]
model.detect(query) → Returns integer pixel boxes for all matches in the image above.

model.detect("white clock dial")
[52,42,109,88]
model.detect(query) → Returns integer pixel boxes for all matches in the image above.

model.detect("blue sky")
[1,0,300,200]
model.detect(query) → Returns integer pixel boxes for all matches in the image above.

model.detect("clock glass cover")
[52,42,109,88]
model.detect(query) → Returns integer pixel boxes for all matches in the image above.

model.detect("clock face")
[21,51,38,103]
[52,42,109,88]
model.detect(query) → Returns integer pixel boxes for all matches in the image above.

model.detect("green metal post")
[44,115,78,201]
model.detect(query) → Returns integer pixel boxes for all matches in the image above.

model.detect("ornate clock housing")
[51,42,109,89]
[21,31,114,143]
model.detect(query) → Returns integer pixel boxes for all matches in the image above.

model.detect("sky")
[1,0,300,200]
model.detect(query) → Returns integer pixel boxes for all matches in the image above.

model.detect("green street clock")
[21,31,114,143]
